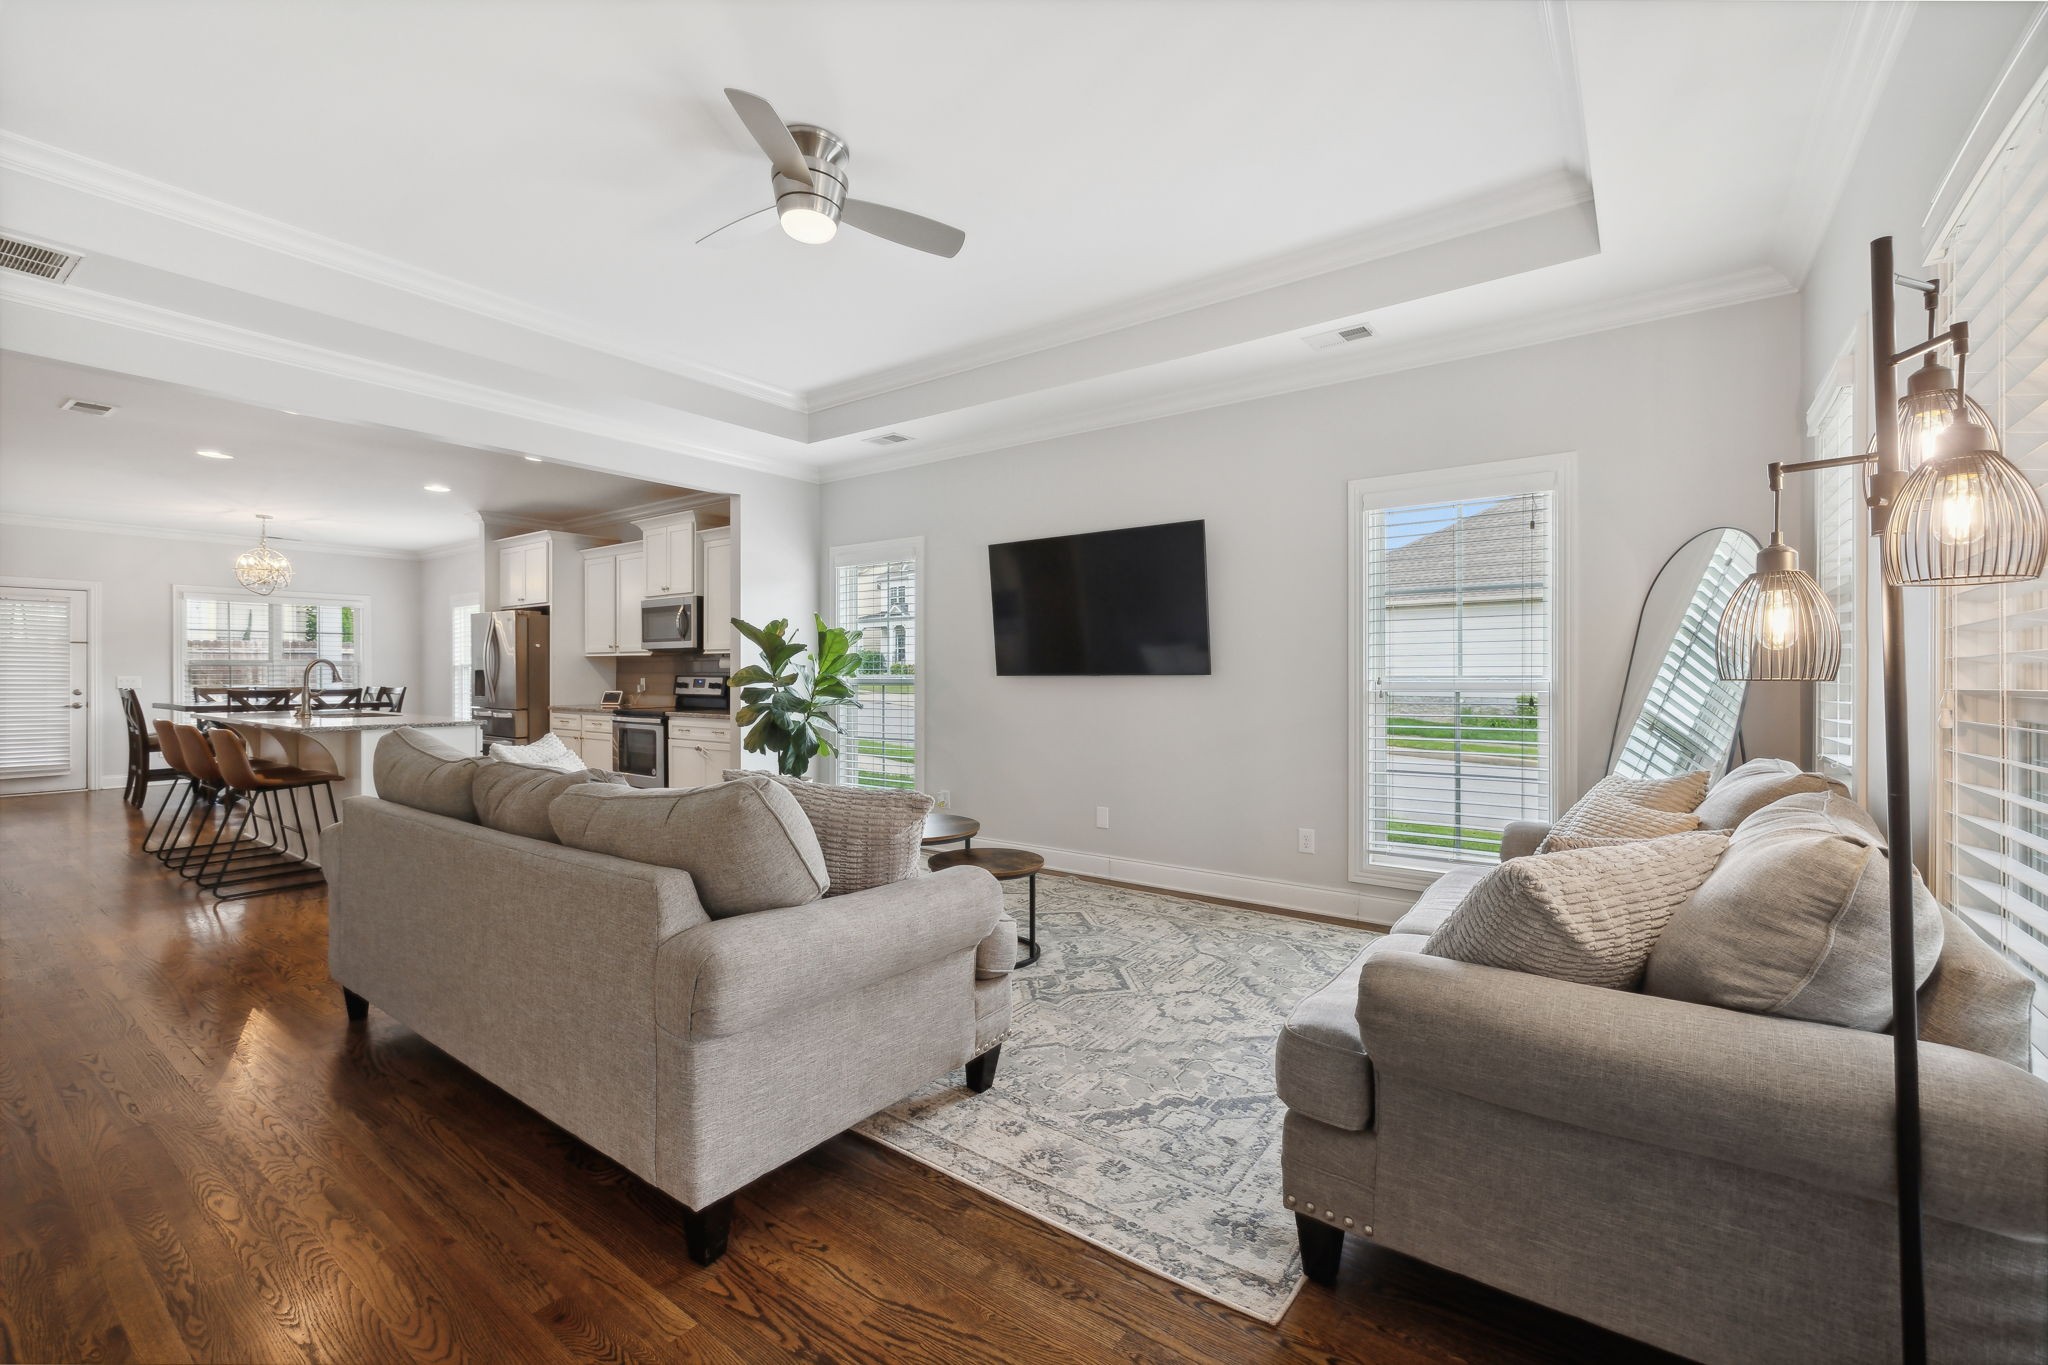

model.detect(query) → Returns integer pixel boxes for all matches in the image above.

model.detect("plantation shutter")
[1812,386,1861,786]
[830,541,921,791]
[1934,85,2048,1074]
[1362,488,1554,868]
[0,592,73,777]
[451,600,477,720]
[1611,534,1753,779]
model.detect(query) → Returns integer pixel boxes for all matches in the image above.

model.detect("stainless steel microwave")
[640,595,701,650]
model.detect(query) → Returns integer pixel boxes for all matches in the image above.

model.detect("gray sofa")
[1278,787,2048,1364]
[326,734,1011,1265]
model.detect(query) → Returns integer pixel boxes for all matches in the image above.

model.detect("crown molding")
[1921,2,2048,263]
[1773,1,1917,286]
[419,538,481,561]
[819,265,1793,483]
[805,169,1596,413]
[550,490,729,534]
[0,272,821,482]
[0,509,430,560]
[0,129,802,411]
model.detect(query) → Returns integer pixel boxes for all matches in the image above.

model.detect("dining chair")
[202,729,334,897]
[191,687,230,705]
[369,685,407,712]
[310,687,363,710]
[118,688,176,807]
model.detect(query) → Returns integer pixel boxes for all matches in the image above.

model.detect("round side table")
[927,846,1044,967]
[921,811,980,851]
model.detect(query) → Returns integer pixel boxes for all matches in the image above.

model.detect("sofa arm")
[1499,820,1550,860]
[1355,950,2048,1236]
[655,867,1002,1040]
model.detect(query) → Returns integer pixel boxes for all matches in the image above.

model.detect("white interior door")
[0,584,91,795]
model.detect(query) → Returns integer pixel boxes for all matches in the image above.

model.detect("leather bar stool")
[203,728,335,897]
[143,719,200,860]
[164,724,284,885]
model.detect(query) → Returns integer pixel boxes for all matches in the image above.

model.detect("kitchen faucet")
[297,658,342,723]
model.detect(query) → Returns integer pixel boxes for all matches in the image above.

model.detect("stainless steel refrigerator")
[471,609,550,744]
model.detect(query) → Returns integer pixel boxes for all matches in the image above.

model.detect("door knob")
[68,702,84,709]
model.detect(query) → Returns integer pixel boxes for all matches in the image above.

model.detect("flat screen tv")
[988,519,1210,675]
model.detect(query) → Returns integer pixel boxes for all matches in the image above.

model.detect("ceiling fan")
[696,88,966,259]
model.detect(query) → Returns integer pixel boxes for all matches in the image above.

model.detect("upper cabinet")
[699,525,734,655]
[635,512,697,597]
[579,544,648,656]
[495,533,553,609]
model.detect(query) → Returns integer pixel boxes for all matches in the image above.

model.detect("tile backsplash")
[613,652,732,706]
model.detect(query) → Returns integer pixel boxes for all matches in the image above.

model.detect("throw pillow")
[1644,791,1944,1030]
[373,727,487,822]
[471,762,616,843]
[1425,831,1731,989]
[489,731,586,773]
[1693,756,1837,830]
[722,770,934,895]
[1534,771,1709,852]
[549,776,829,916]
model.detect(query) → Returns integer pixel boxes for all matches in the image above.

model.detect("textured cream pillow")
[723,770,933,895]
[1694,757,1837,830]
[1425,831,1731,989]
[489,731,586,773]
[1535,771,1709,852]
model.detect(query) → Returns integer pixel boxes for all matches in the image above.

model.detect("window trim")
[1347,453,1577,890]
[450,592,480,719]
[824,537,925,793]
[1805,325,1870,801]
[170,584,373,703]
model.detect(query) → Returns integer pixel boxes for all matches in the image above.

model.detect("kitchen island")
[151,708,481,863]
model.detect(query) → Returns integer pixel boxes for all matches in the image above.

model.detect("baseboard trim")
[971,834,1414,929]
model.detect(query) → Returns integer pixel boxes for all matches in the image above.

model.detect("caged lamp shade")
[1896,355,1997,471]
[1717,535,1841,682]
[1882,417,2048,587]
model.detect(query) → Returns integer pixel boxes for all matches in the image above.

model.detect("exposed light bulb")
[1758,586,1800,651]
[1931,467,1988,546]
[780,206,838,245]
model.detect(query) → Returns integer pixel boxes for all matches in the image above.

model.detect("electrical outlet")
[936,790,951,809]
[1298,828,1316,854]
[1096,806,1111,830]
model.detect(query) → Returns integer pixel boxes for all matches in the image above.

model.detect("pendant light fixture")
[1882,357,2047,585]
[1715,480,1840,682]
[233,514,293,596]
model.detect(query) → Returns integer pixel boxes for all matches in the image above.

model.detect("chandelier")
[233,514,293,596]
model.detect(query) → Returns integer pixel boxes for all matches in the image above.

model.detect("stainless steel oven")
[639,595,701,651]
[611,712,667,785]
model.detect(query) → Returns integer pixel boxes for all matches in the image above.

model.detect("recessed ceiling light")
[196,449,233,460]
[423,483,452,493]
[523,456,544,463]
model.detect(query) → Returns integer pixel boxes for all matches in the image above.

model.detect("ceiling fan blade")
[695,204,777,250]
[840,199,965,258]
[723,88,813,188]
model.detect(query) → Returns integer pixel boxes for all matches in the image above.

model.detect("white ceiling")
[0,1,1909,493]
[0,352,689,551]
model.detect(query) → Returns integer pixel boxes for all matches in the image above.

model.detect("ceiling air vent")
[0,234,82,283]
[59,398,118,416]
[1303,322,1375,351]
[863,432,912,446]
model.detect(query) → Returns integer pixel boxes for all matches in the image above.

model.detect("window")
[1811,382,1862,788]
[175,588,367,699]
[1934,88,2048,1075]
[829,539,922,791]
[451,596,479,719]
[1352,457,1567,879]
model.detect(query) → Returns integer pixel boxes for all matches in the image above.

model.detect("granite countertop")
[153,706,478,733]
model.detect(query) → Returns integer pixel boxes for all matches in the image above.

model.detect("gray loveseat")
[326,730,1011,1265]
[1277,777,2048,1364]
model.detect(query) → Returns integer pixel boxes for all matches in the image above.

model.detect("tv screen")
[988,520,1210,675]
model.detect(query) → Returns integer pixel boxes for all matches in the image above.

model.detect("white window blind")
[451,599,477,720]
[1813,385,1861,787]
[1935,87,2048,1075]
[1611,533,1754,779]
[0,594,72,777]
[830,542,921,792]
[176,591,367,699]
[1360,487,1555,869]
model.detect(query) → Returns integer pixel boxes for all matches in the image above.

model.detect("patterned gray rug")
[857,873,1375,1322]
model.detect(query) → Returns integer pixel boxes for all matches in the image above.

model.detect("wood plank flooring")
[1,791,1684,1364]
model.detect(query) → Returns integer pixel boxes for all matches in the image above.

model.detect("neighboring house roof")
[1381,496,1546,604]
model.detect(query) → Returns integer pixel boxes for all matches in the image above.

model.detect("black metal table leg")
[1015,871,1040,968]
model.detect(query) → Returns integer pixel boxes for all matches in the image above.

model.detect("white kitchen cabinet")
[667,717,737,790]
[495,534,552,609]
[579,546,649,656]
[634,512,698,597]
[580,713,616,769]
[698,526,734,654]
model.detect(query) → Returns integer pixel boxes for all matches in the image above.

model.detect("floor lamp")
[1715,236,2048,1364]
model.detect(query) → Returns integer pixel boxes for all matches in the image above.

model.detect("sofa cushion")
[373,727,486,822]
[488,731,586,773]
[1644,791,1944,1030]
[1388,866,1487,939]
[723,770,933,895]
[1918,907,2036,1068]
[1276,933,1426,1132]
[549,776,830,917]
[1536,771,1707,851]
[471,762,618,843]
[1694,756,1836,830]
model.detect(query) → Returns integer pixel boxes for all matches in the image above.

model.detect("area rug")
[856,873,1375,1323]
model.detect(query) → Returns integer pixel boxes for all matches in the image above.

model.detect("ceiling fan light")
[780,205,838,245]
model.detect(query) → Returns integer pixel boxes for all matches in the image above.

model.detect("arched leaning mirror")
[1608,527,1762,779]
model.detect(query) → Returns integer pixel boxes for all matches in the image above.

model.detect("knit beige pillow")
[724,770,934,896]
[1426,831,1731,989]
[1535,771,1709,852]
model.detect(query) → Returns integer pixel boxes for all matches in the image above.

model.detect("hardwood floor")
[1,792,1684,1364]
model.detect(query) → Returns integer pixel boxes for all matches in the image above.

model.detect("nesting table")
[927,843,1044,969]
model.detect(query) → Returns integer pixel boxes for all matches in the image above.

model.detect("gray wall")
[821,295,1802,919]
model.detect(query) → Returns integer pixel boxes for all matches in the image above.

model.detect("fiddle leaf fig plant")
[728,615,864,779]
